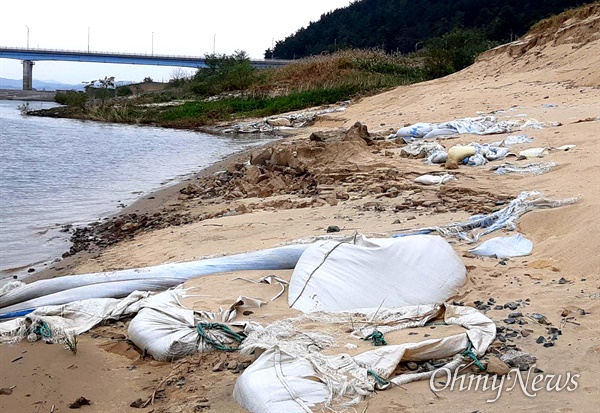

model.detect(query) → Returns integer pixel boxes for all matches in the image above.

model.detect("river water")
[0,100,272,281]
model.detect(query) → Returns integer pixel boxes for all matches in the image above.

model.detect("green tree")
[85,76,115,105]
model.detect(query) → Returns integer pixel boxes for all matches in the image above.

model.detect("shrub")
[421,28,492,79]
[116,86,133,96]
[55,90,88,107]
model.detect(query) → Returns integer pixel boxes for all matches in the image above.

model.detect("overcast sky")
[0,0,353,85]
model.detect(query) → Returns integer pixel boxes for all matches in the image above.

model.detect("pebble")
[130,398,145,408]
[494,305,504,310]
[504,318,516,324]
[509,312,523,318]
[212,361,225,372]
[531,313,550,325]
[486,356,510,375]
[407,362,418,371]
[326,225,340,233]
[543,342,555,348]
[504,302,519,310]
[536,336,546,344]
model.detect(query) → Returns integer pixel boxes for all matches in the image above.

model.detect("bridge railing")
[0,46,294,64]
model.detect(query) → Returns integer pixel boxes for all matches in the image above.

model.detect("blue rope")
[363,329,387,346]
[462,342,485,371]
[196,322,244,352]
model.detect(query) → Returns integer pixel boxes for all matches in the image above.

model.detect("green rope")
[32,321,52,338]
[363,329,387,346]
[462,342,485,371]
[367,369,390,386]
[196,322,245,352]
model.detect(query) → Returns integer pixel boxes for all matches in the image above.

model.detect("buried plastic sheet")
[234,304,495,412]
[493,162,557,175]
[0,244,311,315]
[288,234,466,313]
[394,191,578,243]
[491,134,534,146]
[468,234,533,258]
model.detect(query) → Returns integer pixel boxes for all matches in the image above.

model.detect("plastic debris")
[394,191,578,243]
[493,162,557,175]
[519,147,548,158]
[468,234,533,258]
[414,174,457,185]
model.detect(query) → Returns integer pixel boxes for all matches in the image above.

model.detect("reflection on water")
[0,100,272,279]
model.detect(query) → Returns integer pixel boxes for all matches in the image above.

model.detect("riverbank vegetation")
[35,31,489,128]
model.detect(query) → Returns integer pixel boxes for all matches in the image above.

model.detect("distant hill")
[0,78,85,91]
[271,0,595,58]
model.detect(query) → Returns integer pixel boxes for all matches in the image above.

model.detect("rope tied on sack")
[462,342,485,371]
[32,321,52,338]
[196,322,245,352]
[367,369,390,386]
[363,329,387,346]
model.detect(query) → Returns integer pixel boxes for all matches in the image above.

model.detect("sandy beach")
[1,6,599,413]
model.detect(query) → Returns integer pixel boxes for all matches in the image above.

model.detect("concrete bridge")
[0,47,292,90]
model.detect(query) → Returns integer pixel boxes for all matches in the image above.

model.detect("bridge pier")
[22,60,35,90]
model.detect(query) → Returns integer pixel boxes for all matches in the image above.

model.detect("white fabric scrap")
[468,234,533,258]
[414,174,457,185]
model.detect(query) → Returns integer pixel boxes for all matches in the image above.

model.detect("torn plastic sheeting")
[234,304,495,412]
[426,150,448,164]
[0,291,150,344]
[491,134,534,146]
[127,289,263,361]
[288,235,466,313]
[0,244,311,311]
[394,191,578,243]
[400,141,445,158]
[468,234,533,258]
[493,162,556,175]
[390,116,522,141]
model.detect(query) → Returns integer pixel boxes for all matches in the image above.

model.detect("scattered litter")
[395,191,578,243]
[519,147,549,158]
[494,135,534,146]
[555,144,576,151]
[493,162,557,175]
[468,234,533,258]
[414,174,457,185]
[400,141,445,159]
[426,150,448,164]
[222,105,349,134]
[389,115,530,142]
